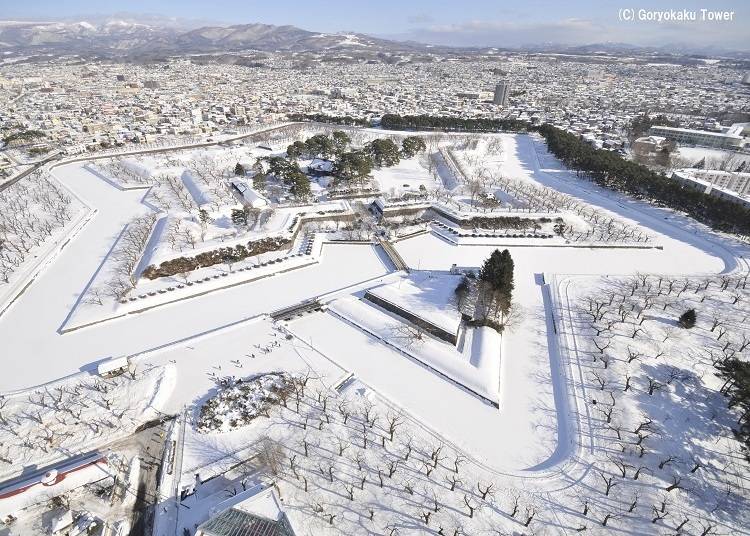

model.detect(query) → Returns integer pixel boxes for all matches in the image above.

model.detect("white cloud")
[404,16,749,51]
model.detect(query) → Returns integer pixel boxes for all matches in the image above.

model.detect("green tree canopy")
[231,208,247,226]
[286,140,306,159]
[401,136,427,158]
[334,150,373,182]
[265,156,303,184]
[479,248,514,315]
[252,172,267,192]
[304,134,335,159]
[366,138,401,167]
[678,308,697,328]
[331,131,351,154]
[289,171,312,200]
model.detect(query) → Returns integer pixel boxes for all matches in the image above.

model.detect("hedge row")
[142,236,291,280]
[380,114,530,132]
[463,215,555,230]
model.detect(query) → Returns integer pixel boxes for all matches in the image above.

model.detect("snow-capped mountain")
[0,19,429,56]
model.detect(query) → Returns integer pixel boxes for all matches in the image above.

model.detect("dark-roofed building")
[198,507,295,536]
[196,487,296,536]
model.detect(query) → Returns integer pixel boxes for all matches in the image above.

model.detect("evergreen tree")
[286,140,306,159]
[366,138,401,167]
[716,358,750,454]
[479,249,514,318]
[401,136,427,158]
[234,162,246,176]
[304,134,335,159]
[252,173,267,192]
[331,131,351,155]
[231,208,247,227]
[678,308,697,329]
[334,151,373,183]
[199,209,210,226]
[290,172,312,200]
[266,156,303,184]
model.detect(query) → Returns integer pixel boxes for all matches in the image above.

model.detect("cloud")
[408,18,607,47]
[403,16,749,51]
[407,13,434,24]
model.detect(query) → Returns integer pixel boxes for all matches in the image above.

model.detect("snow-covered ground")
[371,157,440,198]
[2,127,749,534]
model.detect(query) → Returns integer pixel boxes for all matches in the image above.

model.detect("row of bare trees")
[570,271,749,532]
[242,372,543,535]
[85,213,158,304]
[0,365,156,474]
[0,170,74,284]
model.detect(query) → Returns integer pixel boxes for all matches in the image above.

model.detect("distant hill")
[0,19,433,56]
[0,18,746,60]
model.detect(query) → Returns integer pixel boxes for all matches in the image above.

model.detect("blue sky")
[1,1,747,49]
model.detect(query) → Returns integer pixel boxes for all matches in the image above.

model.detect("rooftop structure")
[672,169,750,209]
[649,125,745,149]
[197,488,295,536]
[198,508,294,536]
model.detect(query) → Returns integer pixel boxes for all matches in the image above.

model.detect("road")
[0,153,60,192]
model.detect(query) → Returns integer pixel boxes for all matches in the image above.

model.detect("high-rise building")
[493,81,510,106]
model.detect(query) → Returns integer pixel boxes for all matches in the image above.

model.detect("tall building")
[493,81,510,106]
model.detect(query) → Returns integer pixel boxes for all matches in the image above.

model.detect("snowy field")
[371,158,441,197]
[2,126,749,535]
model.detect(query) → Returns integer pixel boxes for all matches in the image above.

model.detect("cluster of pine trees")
[535,124,750,235]
[380,114,530,133]
[282,132,426,186]
[477,249,515,328]
[142,236,290,279]
[716,359,750,456]
[288,113,370,127]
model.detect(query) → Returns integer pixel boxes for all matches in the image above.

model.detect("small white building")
[230,179,269,208]
[96,356,131,378]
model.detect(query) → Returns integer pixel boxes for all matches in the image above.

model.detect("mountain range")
[0,17,746,60]
[0,18,431,56]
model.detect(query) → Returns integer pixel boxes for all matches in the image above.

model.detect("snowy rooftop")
[365,273,463,336]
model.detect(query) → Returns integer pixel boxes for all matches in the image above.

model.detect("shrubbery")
[380,114,529,132]
[197,372,295,433]
[142,236,290,279]
[464,216,543,230]
[678,308,697,328]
